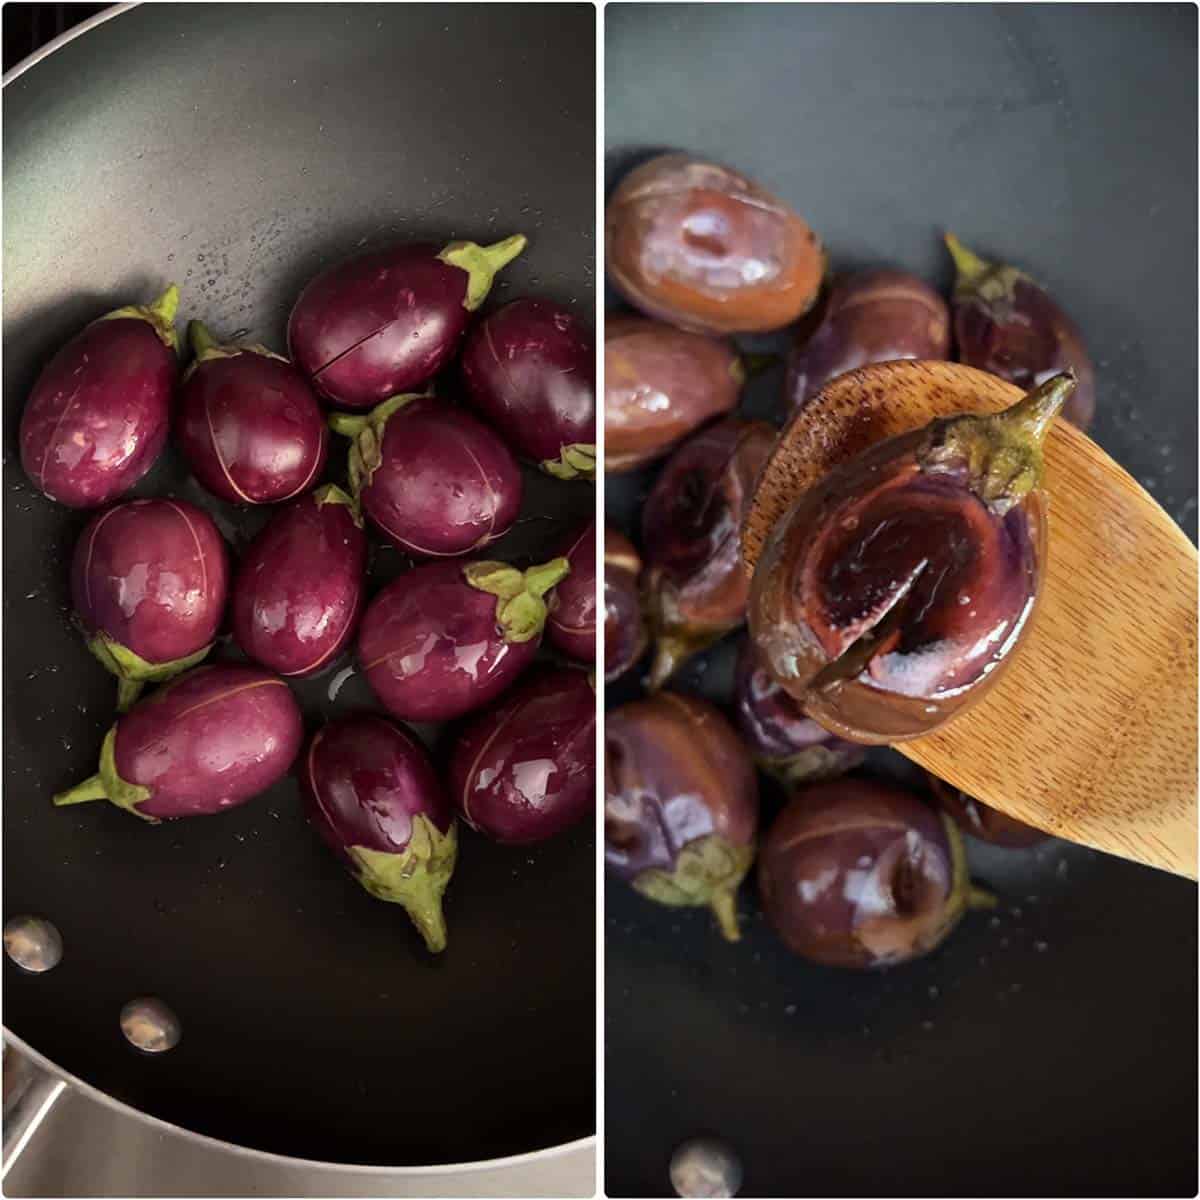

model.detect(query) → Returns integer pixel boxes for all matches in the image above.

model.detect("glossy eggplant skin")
[785,270,950,416]
[605,691,758,940]
[288,237,525,410]
[301,713,456,952]
[947,234,1096,430]
[604,528,648,683]
[357,557,566,723]
[926,772,1049,848]
[71,498,230,710]
[605,153,824,335]
[548,520,596,663]
[53,664,303,821]
[177,334,329,505]
[758,779,981,969]
[460,298,596,479]
[605,315,742,473]
[335,395,522,558]
[642,417,775,688]
[20,294,178,509]
[749,375,1074,744]
[733,637,864,785]
[231,485,366,677]
[450,668,595,845]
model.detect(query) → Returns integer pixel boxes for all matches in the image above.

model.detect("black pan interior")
[604,4,1197,1195]
[3,2,595,1166]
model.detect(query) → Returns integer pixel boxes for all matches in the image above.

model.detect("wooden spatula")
[742,359,1198,878]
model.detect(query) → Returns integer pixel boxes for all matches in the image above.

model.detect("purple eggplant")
[288,236,527,410]
[177,322,329,505]
[926,772,1049,849]
[642,417,775,688]
[460,298,596,479]
[785,269,951,417]
[70,498,230,711]
[605,316,742,473]
[449,668,595,845]
[20,286,179,508]
[605,153,825,335]
[357,555,569,722]
[548,520,596,663]
[301,714,456,953]
[758,779,993,969]
[231,485,366,677]
[605,692,758,941]
[53,664,302,821]
[946,234,1096,430]
[749,373,1074,743]
[329,394,522,558]
[603,528,648,683]
[733,638,864,785]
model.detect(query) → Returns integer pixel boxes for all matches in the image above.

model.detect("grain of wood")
[743,359,1198,878]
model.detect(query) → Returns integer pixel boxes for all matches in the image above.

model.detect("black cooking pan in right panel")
[603,4,1197,1196]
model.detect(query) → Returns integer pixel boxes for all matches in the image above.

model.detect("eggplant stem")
[116,678,144,713]
[53,774,107,807]
[150,284,181,324]
[188,319,218,359]
[405,897,449,955]
[709,888,741,942]
[968,885,998,910]
[943,232,992,289]
[646,636,685,692]
[994,371,1075,447]
[329,412,369,438]
[481,234,528,272]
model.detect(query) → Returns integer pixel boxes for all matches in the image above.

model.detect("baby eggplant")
[605,153,824,335]
[358,555,569,722]
[460,298,596,479]
[605,692,758,941]
[288,236,527,410]
[926,772,1048,849]
[20,286,178,508]
[231,485,366,677]
[946,234,1096,430]
[53,664,302,821]
[749,373,1075,743]
[70,498,230,711]
[604,528,648,683]
[177,322,329,505]
[329,394,522,558]
[450,668,595,845]
[785,270,951,416]
[301,714,456,953]
[548,520,596,663]
[605,316,742,473]
[758,778,993,969]
[733,637,864,785]
[642,417,775,688]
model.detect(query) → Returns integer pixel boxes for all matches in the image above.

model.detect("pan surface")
[3,2,595,1166]
[604,4,1197,1195]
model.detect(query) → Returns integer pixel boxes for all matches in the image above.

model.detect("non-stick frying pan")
[604,4,1198,1195]
[3,0,595,1177]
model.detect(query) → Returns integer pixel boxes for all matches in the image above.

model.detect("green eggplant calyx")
[330,393,426,500]
[97,284,181,352]
[463,556,571,644]
[184,320,287,381]
[52,727,154,820]
[312,483,363,528]
[920,372,1074,515]
[632,835,755,943]
[85,632,214,713]
[438,235,527,311]
[348,816,458,953]
[541,443,597,481]
[943,233,1025,308]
